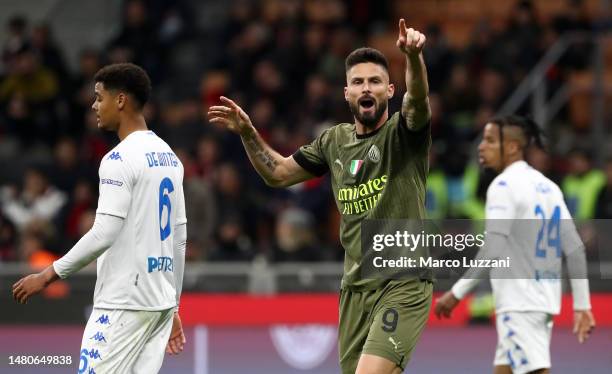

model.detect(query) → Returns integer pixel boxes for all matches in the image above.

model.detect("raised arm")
[208,96,314,187]
[396,19,431,130]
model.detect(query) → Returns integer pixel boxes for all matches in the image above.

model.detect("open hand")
[12,273,47,304]
[396,18,426,56]
[573,310,595,343]
[434,291,460,319]
[207,96,253,136]
[166,312,186,355]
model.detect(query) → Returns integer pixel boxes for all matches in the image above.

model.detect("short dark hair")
[345,47,389,74]
[94,63,151,109]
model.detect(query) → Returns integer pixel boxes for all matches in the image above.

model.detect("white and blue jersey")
[485,160,581,314]
[94,130,186,311]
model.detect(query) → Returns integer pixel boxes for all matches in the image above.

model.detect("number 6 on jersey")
[159,177,174,241]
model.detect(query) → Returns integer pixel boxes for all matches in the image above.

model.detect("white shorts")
[78,307,174,374]
[494,312,553,374]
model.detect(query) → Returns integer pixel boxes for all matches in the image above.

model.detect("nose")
[477,141,485,152]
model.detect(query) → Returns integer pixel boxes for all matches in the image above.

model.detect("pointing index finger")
[398,19,406,38]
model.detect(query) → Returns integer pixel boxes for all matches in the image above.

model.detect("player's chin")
[100,121,118,132]
[361,112,375,122]
[359,111,380,127]
[479,159,492,170]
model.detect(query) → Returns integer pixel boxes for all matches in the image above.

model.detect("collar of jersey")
[503,160,528,173]
[355,123,384,139]
[123,129,154,141]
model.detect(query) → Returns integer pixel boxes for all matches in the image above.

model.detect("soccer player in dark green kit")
[208,19,432,374]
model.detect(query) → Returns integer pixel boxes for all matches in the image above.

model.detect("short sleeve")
[96,154,134,218]
[292,128,330,176]
[397,111,431,155]
[485,178,516,235]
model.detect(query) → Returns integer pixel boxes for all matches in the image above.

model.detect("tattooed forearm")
[242,131,279,172]
[402,52,430,131]
[238,127,313,188]
[401,93,431,131]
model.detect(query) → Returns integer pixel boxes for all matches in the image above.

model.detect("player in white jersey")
[434,115,595,374]
[12,63,187,373]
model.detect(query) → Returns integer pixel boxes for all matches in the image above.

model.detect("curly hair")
[94,63,152,109]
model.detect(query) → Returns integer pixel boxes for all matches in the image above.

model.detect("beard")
[349,98,387,129]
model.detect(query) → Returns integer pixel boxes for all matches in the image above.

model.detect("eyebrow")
[350,75,383,81]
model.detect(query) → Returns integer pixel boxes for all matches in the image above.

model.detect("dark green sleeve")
[292,128,331,177]
[397,111,431,156]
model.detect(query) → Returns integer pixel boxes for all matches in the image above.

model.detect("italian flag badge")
[349,160,364,175]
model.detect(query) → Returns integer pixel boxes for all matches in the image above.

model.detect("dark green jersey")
[293,112,432,290]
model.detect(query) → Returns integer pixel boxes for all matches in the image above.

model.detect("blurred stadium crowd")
[0,0,611,267]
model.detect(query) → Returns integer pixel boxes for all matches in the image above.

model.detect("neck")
[117,113,148,141]
[355,110,389,135]
[502,155,523,170]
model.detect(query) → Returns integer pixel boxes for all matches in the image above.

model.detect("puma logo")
[388,336,400,351]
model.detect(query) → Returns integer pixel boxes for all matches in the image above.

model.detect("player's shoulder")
[486,167,522,203]
[97,146,133,187]
[488,173,512,193]
[387,111,403,125]
[101,131,155,169]
[492,161,530,187]
[490,163,520,187]
[535,170,564,198]
[328,122,353,135]
[103,142,134,166]
[101,144,128,168]
[522,162,563,196]
[313,122,352,146]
